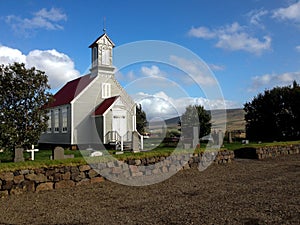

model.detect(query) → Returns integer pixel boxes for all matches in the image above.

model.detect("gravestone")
[192,126,199,148]
[228,131,233,143]
[14,147,24,162]
[218,131,224,146]
[132,131,140,153]
[181,126,192,148]
[53,146,64,160]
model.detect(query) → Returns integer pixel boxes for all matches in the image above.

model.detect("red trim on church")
[93,96,119,116]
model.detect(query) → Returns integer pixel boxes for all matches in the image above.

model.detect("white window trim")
[92,46,98,67]
[47,111,52,133]
[62,107,68,133]
[54,109,60,133]
[102,83,111,98]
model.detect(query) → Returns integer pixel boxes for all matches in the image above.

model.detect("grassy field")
[1,140,300,172]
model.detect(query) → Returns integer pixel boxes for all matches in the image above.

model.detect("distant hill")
[161,108,245,132]
[210,108,245,131]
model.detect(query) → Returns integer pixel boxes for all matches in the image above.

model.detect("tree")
[0,63,53,150]
[181,105,211,138]
[244,81,300,141]
[136,104,147,134]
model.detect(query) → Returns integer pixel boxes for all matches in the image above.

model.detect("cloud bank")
[249,71,300,92]
[188,22,271,55]
[0,45,80,89]
[272,1,300,23]
[5,8,67,35]
[132,91,240,120]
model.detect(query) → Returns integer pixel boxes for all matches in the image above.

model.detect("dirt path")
[0,154,299,225]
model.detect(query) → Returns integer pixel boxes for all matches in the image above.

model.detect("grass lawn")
[1,140,300,172]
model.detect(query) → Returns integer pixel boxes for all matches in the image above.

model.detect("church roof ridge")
[88,33,115,48]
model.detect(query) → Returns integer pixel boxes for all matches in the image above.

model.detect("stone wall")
[256,144,300,159]
[0,150,234,197]
[234,144,300,159]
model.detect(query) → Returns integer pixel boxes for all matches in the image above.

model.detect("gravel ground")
[0,154,299,225]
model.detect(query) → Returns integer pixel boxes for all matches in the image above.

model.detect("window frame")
[54,109,60,133]
[62,107,68,133]
[102,83,111,98]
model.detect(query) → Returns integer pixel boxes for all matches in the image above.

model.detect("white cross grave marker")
[26,145,39,161]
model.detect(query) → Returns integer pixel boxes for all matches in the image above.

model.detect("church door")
[112,110,127,137]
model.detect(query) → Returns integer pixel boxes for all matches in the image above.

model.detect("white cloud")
[296,45,300,52]
[170,55,217,86]
[208,63,225,71]
[132,91,240,120]
[0,45,80,89]
[188,22,271,55]
[141,65,162,76]
[272,1,300,23]
[0,46,26,64]
[249,71,300,91]
[247,9,268,27]
[5,8,67,34]
[35,8,67,22]
[216,33,271,54]
[188,26,216,39]
[26,49,80,89]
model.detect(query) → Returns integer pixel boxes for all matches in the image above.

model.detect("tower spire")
[103,16,106,33]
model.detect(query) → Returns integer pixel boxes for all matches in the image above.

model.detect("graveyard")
[1,139,300,171]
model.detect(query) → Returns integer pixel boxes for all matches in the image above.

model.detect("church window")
[47,111,52,133]
[101,46,110,65]
[62,107,68,133]
[102,83,111,98]
[54,109,59,133]
[92,46,98,67]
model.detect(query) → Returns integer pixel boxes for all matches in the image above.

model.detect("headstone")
[183,143,191,149]
[132,131,140,153]
[90,151,103,157]
[242,139,249,144]
[228,131,232,143]
[14,147,24,162]
[53,146,64,160]
[218,131,224,146]
[192,126,199,148]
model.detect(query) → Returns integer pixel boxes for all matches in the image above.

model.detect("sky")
[1,0,300,119]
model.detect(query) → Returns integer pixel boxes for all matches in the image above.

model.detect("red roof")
[47,74,96,108]
[93,96,119,116]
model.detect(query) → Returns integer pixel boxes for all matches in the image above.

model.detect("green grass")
[1,140,300,172]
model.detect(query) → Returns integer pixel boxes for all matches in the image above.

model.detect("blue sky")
[1,0,300,118]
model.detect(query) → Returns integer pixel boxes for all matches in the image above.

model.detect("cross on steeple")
[103,16,106,33]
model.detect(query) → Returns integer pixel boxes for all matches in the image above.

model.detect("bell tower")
[89,31,115,76]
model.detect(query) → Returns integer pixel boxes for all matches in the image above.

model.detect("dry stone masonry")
[0,150,234,197]
[234,144,300,159]
[1,144,299,197]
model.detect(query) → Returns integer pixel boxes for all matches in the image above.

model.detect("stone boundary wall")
[0,150,234,197]
[256,144,300,159]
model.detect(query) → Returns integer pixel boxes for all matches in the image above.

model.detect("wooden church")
[39,32,142,150]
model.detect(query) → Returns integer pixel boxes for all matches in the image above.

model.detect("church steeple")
[89,32,115,76]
